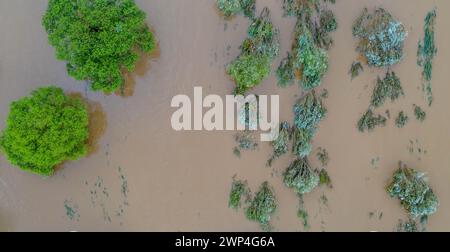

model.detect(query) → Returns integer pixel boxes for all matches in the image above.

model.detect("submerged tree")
[245,182,277,231]
[43,0,156,93]
[349,61,364,80]
[395,111,409,128]
[371,70,404,108]
[414,105,427,122]
[417,9,437,106]
[228,177,249,209]
[267,122,291,167]
[387,164,439,219]
[216,0,256,18]
[277,0,336,90]
[0,87,89,176]
[283,158,319,195]
[227,8,280,95]
[357,109,387,132]
[353,8,407,67]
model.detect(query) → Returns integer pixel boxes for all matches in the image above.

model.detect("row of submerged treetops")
[0,0,439,231]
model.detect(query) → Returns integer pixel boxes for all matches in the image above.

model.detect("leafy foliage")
[233,130,258,157]
[353,8,407,67]
[0,87,89,176]
[43,0,156,93]
[229,177,249,209]
[387,165,439,218]
[283,159,319,195]
[417,9,437,106]
[349,61,364,80]
[245,182,277,230]
[319,169,332,188]
[292,92,326,158]
[396,218,419,232]
[357,109,387,132]
[227,8,279,94]
[395,111,409,128]
[216,0,255,18]
[414,105,427,122]
[371,71,404,108]
[268,122,291,167]
[278,0,336,89]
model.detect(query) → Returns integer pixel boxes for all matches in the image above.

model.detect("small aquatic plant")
[0,87,89,176]
[414,105,427,122]
[43,0,156,93]
[387,165,439,219]
[357,109,387,132]
[395,111,409,128]
[227,8,279,94]
[245,182,277,230]
[229,177,249,209]
[352,8,407,67]
[371,71,404,108]
[349,61,364,80]
[268,122,291,167]
[283,159,319,195]
[417,9,437,106]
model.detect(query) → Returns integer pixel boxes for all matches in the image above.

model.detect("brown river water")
[0,0,449,231]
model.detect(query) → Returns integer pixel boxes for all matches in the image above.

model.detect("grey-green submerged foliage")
[357,109,387,132]
[395,111,409,129]
[216,0,255,18]
[371,71,404,108]
[353,8,407,67]
[268,122,291,167]
[277,0,336,90]
[317,147,329,166]
[229,178,249,209]
[417,9,437,106]
[387,165,439,219]
[245,182,277,230]
[233,130,258,157]
[227,8,280,95]
[283,159,319,195]
[414,105,427,122]
[396,218,419,232]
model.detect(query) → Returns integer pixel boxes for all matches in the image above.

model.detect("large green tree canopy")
[43,0,156,93]
[0,87,89,176]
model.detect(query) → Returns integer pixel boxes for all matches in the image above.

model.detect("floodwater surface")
[0,0,449,231]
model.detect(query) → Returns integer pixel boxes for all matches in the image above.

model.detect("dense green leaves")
[245,182,277,230]
[357,109,387,132]
[227,8,279,95]
[43,0,156,93]
[216,0,255,18]
[353,8,407,67]
[395,111,409,128]
[387,165,439,218]
[0,87,89,176]
[229,178,249,209]
[267,122,291,167]
[371,71,404,108]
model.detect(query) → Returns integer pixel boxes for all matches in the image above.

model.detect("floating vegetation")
[284,159,319,195]
[396,218,420,232]
[317,147,329,166]
[297,194,310,231]
[414,105,427,122]
[349,61,364,80]
[245,182,277,231]
[357,109,387,132]
[228,177,249,209]
[64,199,80,222]
[267,122,291,167]
[417,9,437,106]
[387,164,439,219]
[395,111,409,128]
[371,71,404,108]
[277,0,336,90]
[216,0,255,18]
[227,8,279,95]
[318,169,332,188]
[233,130,258,157]
[352,8,407,67]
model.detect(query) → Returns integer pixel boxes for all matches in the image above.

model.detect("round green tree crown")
[43,0,156,93]
[0,87,89,176]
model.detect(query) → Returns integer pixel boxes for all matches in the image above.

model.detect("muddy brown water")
[0,0,449,231]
